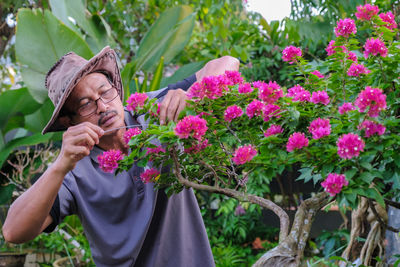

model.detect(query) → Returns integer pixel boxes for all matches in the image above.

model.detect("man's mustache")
[98,110,118,126]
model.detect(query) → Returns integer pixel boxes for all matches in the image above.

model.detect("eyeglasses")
[77,87,119,117]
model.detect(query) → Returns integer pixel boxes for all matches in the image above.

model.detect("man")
[2,46,239,266]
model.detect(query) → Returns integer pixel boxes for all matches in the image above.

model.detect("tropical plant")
[99,3,400,265]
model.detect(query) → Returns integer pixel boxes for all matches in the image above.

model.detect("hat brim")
[42,46,124,134]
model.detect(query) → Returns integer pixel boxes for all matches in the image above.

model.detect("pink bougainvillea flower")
[140,168,160,183]
[311,70,324,78]
[321,173,349,197]
[254,81,284,104]
[286,132,309,152]
[126,92,148,112]
[308,118,331,140]
[238,83,253,94]
[264,124,283,137]
[311,91,330,105]
[347,63,371,77]
[347,51,358,62]
[123,127,142,144]
[355,86,387,117]
[379,11,397,30]
[282,45,302,64]
[187,75,230,100]
[358,120,386,138]
[355,4,379,21]
[287,85,311,102]
[232,145,257,165]
[184,139,210,154]
[98,149,124,173]
[246,99,264,118]
[337,133,365,159]
[363,38,388,58]
[262,104,281,122]
[224,105,243,122]
[338,102,356,114]
[334,18,357,38]
[174,115,208,140]
[224,70,243,85]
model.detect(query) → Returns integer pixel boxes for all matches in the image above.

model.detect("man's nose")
[96,98,108,113]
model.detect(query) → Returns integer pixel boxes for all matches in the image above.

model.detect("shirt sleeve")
[43,173,77,233]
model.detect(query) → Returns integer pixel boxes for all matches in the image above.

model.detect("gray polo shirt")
[45,77,215,266]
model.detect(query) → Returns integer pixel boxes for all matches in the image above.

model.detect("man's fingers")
[174,97,187,122]
[159,94,171,125]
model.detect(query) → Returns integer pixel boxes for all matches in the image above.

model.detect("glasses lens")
[78,102,96,116]
[102,88,118,103]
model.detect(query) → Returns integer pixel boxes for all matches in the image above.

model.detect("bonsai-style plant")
[98,3,400,266]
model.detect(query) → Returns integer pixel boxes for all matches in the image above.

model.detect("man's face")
[64,73,125,131]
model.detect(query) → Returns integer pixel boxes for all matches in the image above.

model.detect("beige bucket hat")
[42,46,124,134]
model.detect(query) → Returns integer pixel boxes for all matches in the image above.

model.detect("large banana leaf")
[0,88,41,133]
[15,8,93,103]
[24,98,55,134]
[135,5,195,72]
[49,0,114,53]
[160,61,204,88]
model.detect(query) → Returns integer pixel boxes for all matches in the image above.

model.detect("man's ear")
[58,115,74,128]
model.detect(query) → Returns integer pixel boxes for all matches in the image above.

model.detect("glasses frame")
[77,87,119,117]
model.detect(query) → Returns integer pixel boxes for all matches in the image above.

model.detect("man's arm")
[2,122,103,243]
[158,56,240,124]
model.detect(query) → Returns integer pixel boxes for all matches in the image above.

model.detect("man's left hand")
[158,88,187,125]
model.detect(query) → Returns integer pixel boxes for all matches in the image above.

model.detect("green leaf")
[0,88,41,132]
[24,98,55,133]
[49,0,113,52]
[359,172,375,184]
[15,8,93,103]
[160,61,204,88]
[0,133,54,168]
[0,184,15,205]
[135,5,195,72]
[148,56,164,92]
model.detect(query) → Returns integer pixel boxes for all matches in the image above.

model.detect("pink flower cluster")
[334,18,357,38]
[338,102,356,114]
[98,149,124,173]
[224,105,243,122]
[355,4,379,21]
[358,120,386,138]
[225,70,244,85]
[347,63,371,77]
[123,127,142,144]
[262,104,281,122]
[286,132,309,152]
[174,115,208,140]
[379,11,397,30]
[254,81,284,104]
[310,70,324,78]
[347,52,358,62]
[187,75,230,100]
[140,168,160,183]
[355,86,387,117]
[326,40,346,56]
[308,118,331,140]
[238,83,253,94]
[126,93,148,112]
[282,46,302,64]
[184,139,210,154]
[337,133,365,159]
[311,91,330,105]
[363,38,388,58]
[287,85,311,102]
[232,145,257,165]
[264,124,283,137]
[246,99,264,118]
[321,173,349,196]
